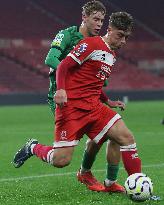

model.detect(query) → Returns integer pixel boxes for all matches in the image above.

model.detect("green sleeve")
[45,48,61,69]
[45,30,71,70]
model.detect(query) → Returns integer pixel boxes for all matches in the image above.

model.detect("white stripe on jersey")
[87,50,115,66]
[68,50,116,66]
[68,53,81,64]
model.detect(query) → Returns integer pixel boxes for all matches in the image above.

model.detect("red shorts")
[54,103,121,148]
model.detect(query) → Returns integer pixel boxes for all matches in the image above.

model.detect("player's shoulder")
[65,26,78,34]
[60,26,78,35]
[51,26,78,46]
[83,36,101,41]
[80,36,102,47]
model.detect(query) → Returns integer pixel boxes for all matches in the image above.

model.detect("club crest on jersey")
[60,130,67,140]
[52,33,64,47]
[78,43,88,53]
[73,43,88,57]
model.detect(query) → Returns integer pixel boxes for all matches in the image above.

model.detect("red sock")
[122,150,141,176]
[33,144,54,164]
[120,143,141,176]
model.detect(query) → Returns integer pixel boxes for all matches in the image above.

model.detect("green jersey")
[45,26,84,114]
[45,26,83,70]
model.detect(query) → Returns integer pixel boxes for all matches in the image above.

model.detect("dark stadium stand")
[109,0,164,37]
[0,0,163,97]
[0,56,48,93]
[104,59,164,91]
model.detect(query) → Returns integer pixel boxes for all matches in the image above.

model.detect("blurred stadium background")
[0,0,164,105]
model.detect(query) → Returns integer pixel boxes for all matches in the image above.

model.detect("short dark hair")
[82,1,106,16]
[109,12,134,32]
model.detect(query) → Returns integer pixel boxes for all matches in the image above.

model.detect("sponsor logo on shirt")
[52,33,64,47]
[96,65,112,80]
[90,50,116,66]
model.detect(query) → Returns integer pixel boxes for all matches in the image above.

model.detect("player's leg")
[103,140,124,192]
[77,139,105,191]
[79,139,101,173]
[77,105,124,192]
[47,71,56,114]
[32,143,74,168]
[78,139,124,192]
[106,119,142,175]
[13,139,75,168]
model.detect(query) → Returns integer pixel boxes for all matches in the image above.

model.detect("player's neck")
[79,24,90,38]
[102,34,113,51]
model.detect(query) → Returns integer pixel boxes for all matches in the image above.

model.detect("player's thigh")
[107,119,134,145]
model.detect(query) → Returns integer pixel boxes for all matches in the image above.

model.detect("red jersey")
[62,36,116,109]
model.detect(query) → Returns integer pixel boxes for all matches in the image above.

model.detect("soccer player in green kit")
[13,1,125,193]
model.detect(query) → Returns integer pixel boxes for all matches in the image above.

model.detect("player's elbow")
[45,54,60,69]
[45,55,54,67]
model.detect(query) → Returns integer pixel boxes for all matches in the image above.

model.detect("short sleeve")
[68,38,96,65]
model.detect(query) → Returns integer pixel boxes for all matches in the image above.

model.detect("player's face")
[83,11,105,36]
[108,27,131,50]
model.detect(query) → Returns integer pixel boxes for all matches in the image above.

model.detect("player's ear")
[107,26,112,35]
[82,14,87,23]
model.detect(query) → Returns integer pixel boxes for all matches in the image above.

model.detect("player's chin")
[93,30,100,36]
[115,45,122,50]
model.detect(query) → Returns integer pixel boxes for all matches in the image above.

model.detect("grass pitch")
[0,101,164,205]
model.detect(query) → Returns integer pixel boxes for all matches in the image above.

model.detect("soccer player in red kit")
[13,12,141,192]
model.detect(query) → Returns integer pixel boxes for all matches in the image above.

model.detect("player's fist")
[54,89,67,108]
[107,99,126,111]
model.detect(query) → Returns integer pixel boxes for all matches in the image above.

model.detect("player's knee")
[85,139,100,154]
[121,130,135,145]
[52,152,72,168]
[52,156,71,168]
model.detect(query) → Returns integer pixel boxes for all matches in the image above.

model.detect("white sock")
[104,179,116,187]
[80,166,90,174]
[31,144,37,155]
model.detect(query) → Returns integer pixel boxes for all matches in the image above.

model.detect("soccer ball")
[124,173,153,201]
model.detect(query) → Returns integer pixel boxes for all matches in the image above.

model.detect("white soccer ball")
[124,173,153,201]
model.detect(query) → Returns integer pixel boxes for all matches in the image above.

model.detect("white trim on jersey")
[87,50,115,66]
[68,53,81,64]
[68,50,115,66]
[93,114,121,144]
[53,140,79,148]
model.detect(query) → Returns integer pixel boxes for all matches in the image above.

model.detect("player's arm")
[100,90,126,110]
[55,38,95,106]
[45,30,71,71]
[55,56,79,107]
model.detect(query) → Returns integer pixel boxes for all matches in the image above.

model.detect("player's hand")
[54,89,67,108]
[107,99,126,111]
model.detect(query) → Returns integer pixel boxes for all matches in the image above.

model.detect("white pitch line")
[1,163,164,183]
